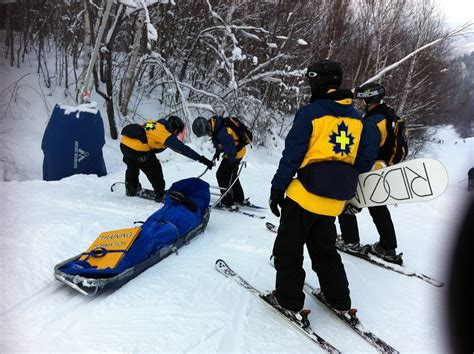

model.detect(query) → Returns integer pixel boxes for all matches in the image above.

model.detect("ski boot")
[237,198,252,207]
[154,195,164,203]
[216,202,240,212]
[317,290,360,326]
[345,243,364,252]
[370,242,403,265]
[336,236,364,253]
[226,204,240,212]
[335,235,346,249]
[262,290,311,328]
[125,182,142,197]
[336,308,360,326]
[153,187,171,203]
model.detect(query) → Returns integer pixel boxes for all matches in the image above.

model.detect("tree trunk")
[119,11,146,117]
[398,36,422,114]
[79,0,92,100]
[8,4,15,67]
[104,50,118,139]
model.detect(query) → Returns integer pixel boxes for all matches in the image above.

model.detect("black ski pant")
[216,157,244,206]
[273,198,351,312]
[338,205,397,250]
[120,144,165,198]
[338,213,360,244]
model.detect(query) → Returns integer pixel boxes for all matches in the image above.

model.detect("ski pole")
[197,155,220,179]
[210,185,228,190]
[196,166,209,179]
[211,160,246,208]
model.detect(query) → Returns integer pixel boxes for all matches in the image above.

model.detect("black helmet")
[355,82,385,105]
[306,59,343,94]
[167,115,185,133]
[192,116,210,137]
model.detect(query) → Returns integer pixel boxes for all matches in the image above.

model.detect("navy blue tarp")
[59,178,210,277]
[42,103,107,181]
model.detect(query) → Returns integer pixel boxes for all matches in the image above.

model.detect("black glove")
[269,188,285,217]
[343,203,362,215]
[213,151,220,161]
[198,155,214,170]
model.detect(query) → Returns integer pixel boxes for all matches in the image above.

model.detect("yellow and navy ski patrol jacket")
[271,90,379,217]
[210,116,246,163]
[363,103,394,169]
[120,119,201,161]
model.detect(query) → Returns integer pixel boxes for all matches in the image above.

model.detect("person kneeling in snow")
[120,116,213,202]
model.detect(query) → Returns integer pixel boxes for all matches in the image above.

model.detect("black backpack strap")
[224,117,246,152]
[377,105,408,165]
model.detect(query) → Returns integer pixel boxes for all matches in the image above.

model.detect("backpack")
[121,123,148,144]
[224,116,253,151]
[378,107,409,165]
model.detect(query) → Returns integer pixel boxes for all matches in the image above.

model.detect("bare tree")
[119,9,146,117]
[1,0,469,146]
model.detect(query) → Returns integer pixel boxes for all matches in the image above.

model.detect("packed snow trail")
[1,130,472,352]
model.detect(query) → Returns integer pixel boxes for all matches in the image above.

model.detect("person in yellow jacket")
[338,82,405,264]
[120,116,213,202]
[265,60,378,322]
[192,115,250,209]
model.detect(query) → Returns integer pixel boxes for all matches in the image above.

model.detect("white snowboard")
[350,158,448,208]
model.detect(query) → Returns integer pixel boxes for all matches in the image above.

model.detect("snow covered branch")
[362,23,474,86]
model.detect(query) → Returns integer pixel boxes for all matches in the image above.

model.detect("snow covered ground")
[1,65,473,353]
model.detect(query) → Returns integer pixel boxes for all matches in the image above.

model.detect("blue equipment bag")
[54,178,210,295]
[42,103,107,181]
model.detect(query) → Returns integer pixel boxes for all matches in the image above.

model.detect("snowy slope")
[1,125,472,353]
[1,63,473,353]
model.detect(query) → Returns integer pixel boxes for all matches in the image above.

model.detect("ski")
[303,283,398,353]
[110,182,159,201]
[236,199,267,210]
[267,255,397,352]
[266,221,278,233]
[335,243,444,287]
[265,222,444,287]
[215,259,340,353]
[212,206,266,219]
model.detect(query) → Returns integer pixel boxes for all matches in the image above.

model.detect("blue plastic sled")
[54,178,210,295]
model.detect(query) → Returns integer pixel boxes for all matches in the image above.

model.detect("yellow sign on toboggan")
[79,227,141,269]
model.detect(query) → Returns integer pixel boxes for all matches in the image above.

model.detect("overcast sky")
[436,0,474,27]
[435,0,474,53]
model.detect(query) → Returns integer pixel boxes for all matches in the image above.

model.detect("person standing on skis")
[338,83,408,264]
[192,115,251,210]
[120,116,214,202]
[266,59,378,321]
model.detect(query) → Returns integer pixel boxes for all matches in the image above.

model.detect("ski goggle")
[356,88,384,98]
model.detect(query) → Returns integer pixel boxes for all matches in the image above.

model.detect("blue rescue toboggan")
[54,178,210,295]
